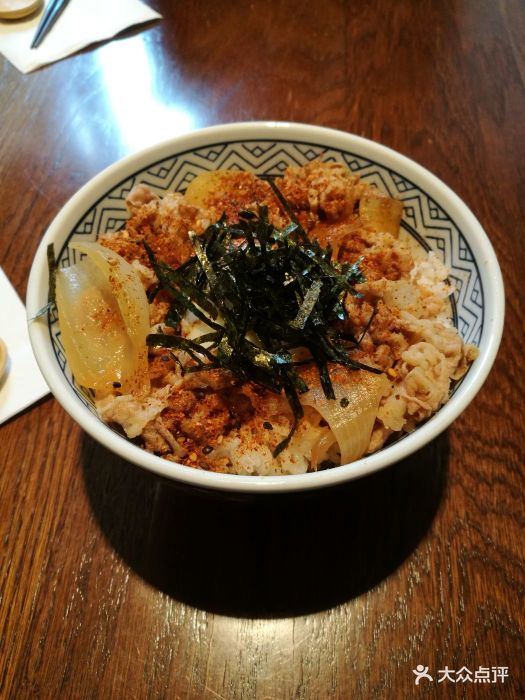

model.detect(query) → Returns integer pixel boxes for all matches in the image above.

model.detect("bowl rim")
[26,121,505,493]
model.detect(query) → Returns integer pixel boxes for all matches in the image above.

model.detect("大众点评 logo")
[413,665,509,685]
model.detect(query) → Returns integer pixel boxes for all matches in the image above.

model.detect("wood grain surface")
[1,1,523,698]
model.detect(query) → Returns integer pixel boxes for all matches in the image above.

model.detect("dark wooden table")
[1,1,523,697]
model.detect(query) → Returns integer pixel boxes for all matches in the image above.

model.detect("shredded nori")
[146,196,381,456]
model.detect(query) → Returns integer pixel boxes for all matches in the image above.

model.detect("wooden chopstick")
[30,0,72,49]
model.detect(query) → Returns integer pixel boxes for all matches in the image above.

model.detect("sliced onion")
[301,371,389,465]
[359,190,403,236]
[55,242,150,396]
[184,170,230,207]
[310,428,337,470]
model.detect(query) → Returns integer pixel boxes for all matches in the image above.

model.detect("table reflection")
[96,36,196,153]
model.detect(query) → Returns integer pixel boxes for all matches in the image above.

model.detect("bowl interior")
[27,123,503,492]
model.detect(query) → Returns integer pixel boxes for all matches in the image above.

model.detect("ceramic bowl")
[27,122,504,493]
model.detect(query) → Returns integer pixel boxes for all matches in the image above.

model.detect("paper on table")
[0,0,161,73]
[0,267,49,425]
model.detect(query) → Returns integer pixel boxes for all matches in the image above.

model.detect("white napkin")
[0,267,49,425]
[0,0,161,73]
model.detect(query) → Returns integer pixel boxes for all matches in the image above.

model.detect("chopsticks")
[30,0,71,49]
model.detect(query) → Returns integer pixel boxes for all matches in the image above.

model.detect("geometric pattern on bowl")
[50,139,483,411]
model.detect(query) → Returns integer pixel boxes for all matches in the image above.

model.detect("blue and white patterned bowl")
[27,122,504,493]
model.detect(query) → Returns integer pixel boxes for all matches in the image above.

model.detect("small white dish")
[0,0,42,20]
[27,122,504,493]
[0,337,7,380]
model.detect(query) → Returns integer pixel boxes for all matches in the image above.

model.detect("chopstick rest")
[0,0,42,19]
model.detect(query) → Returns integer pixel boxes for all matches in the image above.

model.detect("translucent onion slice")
[301,371,389,465]
[184,169,274,216]
[310,428,337,471]
[184,169,231,207]
[359,190,403,236]
[55,242,150,396]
